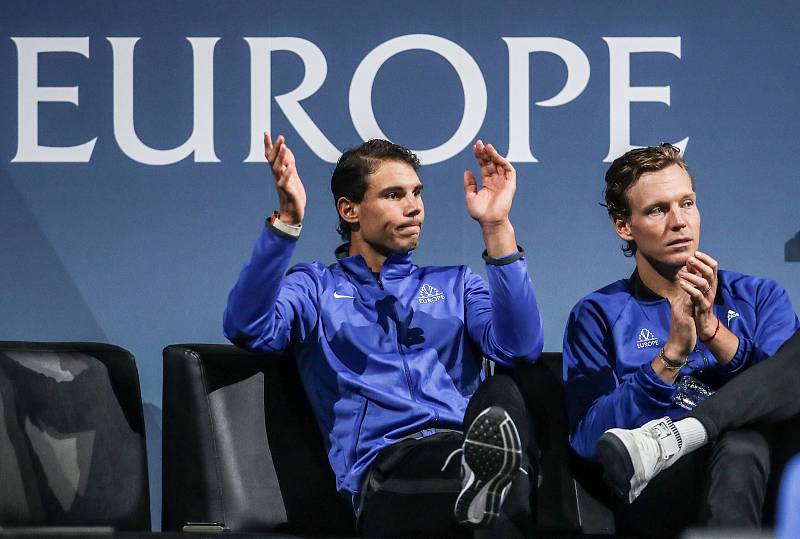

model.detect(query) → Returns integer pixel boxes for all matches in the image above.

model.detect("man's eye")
[386,192,398,200]
[682,200,695,208]
[649,207,664,216]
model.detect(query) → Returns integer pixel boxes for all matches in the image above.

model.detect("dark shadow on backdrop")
[0,166,107,340]
[786,231,800,262]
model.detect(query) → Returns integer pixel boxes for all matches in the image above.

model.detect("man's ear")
[614,215,634,242]
[337,197,359,226]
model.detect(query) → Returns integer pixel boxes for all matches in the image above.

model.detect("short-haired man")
[563,144,800,536]
[225,134,544,536]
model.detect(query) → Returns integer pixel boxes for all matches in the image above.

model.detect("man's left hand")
[463,140,516,226]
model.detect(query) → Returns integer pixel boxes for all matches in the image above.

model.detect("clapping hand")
[264,132,306,225]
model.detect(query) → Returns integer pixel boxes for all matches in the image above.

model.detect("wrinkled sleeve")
[716,279,800,379]
[563,300,676,461]
[463,252,543,367]
[223,227,319,355]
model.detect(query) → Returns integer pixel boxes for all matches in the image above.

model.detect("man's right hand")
[653,290,697,382]
[264,132,306,226]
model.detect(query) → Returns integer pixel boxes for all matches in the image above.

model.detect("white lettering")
[9,35,688,166]
[349,34,486,165]
[504,37,590,162]
[12,37,97,163]
[108,37,219,165]
[603,37,688,162]
[245,37,339,163]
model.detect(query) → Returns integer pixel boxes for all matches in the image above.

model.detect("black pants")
[358,373,539,538]
[689,329,800,441]
[616,330,800,538]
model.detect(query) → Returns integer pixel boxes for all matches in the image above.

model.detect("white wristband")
[267,211,302,238]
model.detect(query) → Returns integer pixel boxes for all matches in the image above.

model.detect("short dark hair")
[603,143,692,257]
[330,139,421,241]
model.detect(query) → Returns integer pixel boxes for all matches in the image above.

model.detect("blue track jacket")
[564,269,799,461]
[224,227,543,501]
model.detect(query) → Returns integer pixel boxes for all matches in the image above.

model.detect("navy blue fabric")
[224,227,543,500]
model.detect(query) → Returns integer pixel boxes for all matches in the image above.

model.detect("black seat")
[505,352,616,535]
[0,341,150,530]
[161,344,356,535]
[162,344,616,536]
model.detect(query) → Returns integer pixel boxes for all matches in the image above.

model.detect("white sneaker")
[597,416,684,503]
[454,406,522,527]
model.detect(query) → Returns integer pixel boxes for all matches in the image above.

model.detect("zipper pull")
[371,270,384,289]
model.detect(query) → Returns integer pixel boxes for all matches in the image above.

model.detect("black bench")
[161,345,615,536]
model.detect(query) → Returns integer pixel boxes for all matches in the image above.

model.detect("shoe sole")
[597,431,635,501]
[454,407,522,527]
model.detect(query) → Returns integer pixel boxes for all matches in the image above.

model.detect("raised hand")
[463,140,516,226]
[678,251,719,340]
[264,132,306,225]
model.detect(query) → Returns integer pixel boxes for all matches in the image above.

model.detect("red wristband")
[700,317,721,343]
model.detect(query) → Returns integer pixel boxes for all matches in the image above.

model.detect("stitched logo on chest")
[636,328,660,349]
[417,283,445,304]
[727,310,740,324]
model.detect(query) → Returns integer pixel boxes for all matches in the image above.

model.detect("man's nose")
[404,195,422,215]
[667,206,687,229]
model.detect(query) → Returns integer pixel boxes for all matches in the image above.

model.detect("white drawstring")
[440,447,463,472]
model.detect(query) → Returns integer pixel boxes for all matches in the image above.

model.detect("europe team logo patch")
[636,328,660,349]
[417,283,445,304]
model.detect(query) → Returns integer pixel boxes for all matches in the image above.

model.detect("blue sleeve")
[223,227,319,354]
[463,254,543,367]
[717,279,800,378]
[563,300,676,461]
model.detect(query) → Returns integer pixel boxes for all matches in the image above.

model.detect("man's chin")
[640,251,691,272]
[670,253,692,266]
[397,234,421,252]
[379,238,420,256]
[399,240,419,253]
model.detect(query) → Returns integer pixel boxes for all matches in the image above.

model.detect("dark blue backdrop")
[3,0,798,528]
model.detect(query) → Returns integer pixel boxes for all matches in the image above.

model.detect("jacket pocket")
[349,397,369,468]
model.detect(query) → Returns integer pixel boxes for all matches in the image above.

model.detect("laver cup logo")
[418,284,445,304]
[636,328,660,349]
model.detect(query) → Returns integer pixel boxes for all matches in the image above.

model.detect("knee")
[470,374,526,412]
[713,429,771,479]
[477,373,523,396]
[467,374,531,446]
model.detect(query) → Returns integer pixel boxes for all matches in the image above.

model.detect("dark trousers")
[616,330,800,538]
[358,373,539,538]
[689,329,800,441]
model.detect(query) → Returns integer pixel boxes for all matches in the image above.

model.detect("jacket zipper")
[379,271,416,402]
[380,269,439,428]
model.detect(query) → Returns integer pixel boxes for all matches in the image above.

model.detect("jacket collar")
[334,243,415,284]
[628,269,663,301]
